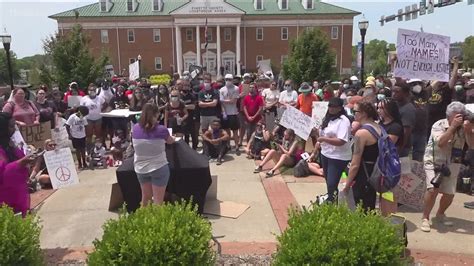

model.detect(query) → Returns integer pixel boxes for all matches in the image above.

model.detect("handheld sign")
[44,148,79,189]
[19,121,52,149]
[312,102,329,128]
[394,29,450,82]
[280,106,316,140]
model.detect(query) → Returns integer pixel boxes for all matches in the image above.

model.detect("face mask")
[343,84,349,89]
[377,94,386,101]
[199,80,204,84]
[412,85,422,94]
[455,85,463,92]
[225,81,233,87]
[159,89,166,94]
[376,81,384,89]
[204,83,211,90]
[89,91,97,97]
[285,85,292,92]
[303,91,310,96]
[171,96,179,102]
[95,143,102,149]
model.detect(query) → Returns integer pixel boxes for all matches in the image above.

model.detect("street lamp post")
[386,43,390,77]
[137,54,142,79]
[0,33,14,93]
[358,19,369,84]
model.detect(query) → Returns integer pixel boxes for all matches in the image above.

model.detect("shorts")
[425,163,461,195]
[102,117,113,129]
[136,164,170,187]
[71,137,86,150]
[221,115,240,130]
[200,116,218,131]
[87,118,102,125]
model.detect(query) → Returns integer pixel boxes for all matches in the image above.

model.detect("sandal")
[266,170,275,178]
[253,165,262,173]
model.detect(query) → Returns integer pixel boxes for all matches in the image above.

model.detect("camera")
[463,110,474,123]
[431,164,451,188]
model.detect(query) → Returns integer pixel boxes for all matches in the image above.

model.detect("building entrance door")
[202,51,217,76]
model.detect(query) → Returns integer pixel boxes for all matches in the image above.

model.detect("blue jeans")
[321,154,350,202]
[411,131,427,162]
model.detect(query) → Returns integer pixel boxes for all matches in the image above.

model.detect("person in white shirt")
[261,81,280,131]
[220,74,241,153]
[316,97,352,203]
[66,106,89,169]
[80,84,106,149]
[279,79,298,109]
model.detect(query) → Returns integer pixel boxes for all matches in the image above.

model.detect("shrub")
[149,74,171,85]
[88,201,215,265]
[273,204,405,265]
[0,205,44,265]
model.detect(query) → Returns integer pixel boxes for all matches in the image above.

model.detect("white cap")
[183,71,190,75]
[243,73,251,78]
[69,81,78,86]
[224,74,233,79]
[407,78,422,83]
[462,72,472,78]
[265,70,272,76]
[350,76,358,81]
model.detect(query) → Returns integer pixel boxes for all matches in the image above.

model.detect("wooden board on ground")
[203,200,250,219]
[108,183,125,211]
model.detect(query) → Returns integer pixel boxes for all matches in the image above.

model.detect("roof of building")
[49,0,360,19]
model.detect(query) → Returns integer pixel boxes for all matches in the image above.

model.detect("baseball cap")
[345,95,363,109]
[243,73,251,78]
[350,76,359,81]
[462,72,472,78]
[225,74,233,80]
[365,81,375,87]
[407,78,422,84]
[298,82,312,93]
[328,97,344,108]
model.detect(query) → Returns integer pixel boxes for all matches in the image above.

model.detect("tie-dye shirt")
[132,123,170,174]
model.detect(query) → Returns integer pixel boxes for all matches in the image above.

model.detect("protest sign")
[394,29,450,82]
[129,61,139,81]
[312,101,329,128]
[280,106,315,140]
[466,103,474,113]
[44,148,79,189]
[19,121,52,149]
[393,160,426,210]
[67,96,82,108]
[100,109,141,118]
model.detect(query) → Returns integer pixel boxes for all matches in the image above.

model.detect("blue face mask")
[377,94,386,101]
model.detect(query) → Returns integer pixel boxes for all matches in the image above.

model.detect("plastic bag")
[338,183,356,210]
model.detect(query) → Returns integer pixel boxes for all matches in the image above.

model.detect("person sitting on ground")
[306,146,324,176]
[111,129,130,167]
[202,120,230,165]
[66,106,89,170]
[29,139,57,188]
[245,122,271,160]
[254,128,304,177]
[89,138,107,169]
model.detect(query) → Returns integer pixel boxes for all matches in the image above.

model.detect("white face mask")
[343,84,349,89]
[89,91,97,97]
[412,85,422,94]
[204,83,211,90]
[455,85,463,92]
[171,96,179,102]
[225,81,233,87]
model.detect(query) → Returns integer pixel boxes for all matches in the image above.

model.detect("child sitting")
[89,138,107,169]
[66,106,89,169]
[111,129,130,166]
[245,123,271,160]
[202,120,230,165]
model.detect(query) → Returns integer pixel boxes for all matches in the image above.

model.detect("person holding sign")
[0,112,37,216]
[2,88,40,127]
[80,84,106,149]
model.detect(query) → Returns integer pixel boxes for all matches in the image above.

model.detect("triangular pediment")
[170,0,245,15]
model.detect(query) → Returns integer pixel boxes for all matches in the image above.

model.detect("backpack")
[361,125,401,193]
[294,159,310,177]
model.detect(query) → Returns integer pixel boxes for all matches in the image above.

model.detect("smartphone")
[31,150,45,159]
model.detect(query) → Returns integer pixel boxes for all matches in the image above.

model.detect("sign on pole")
[394,28,451,82]
[419,0,427,15]
[129,60,139,81]
[405,6,411,21]
[412,4,418,19]
[469,0,474,5]
[427,0,435,13]
[104,65,115,79]
[44,148,79,189]
[280,106,316,140]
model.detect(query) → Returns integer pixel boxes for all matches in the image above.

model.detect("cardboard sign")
[393,160,426,210]
[312,101,329,128]
[280,106,316,140]
[129,61,139,81]
[100,109,141,118]
[394,29,450,82]
[67,96,82,108]
[19,121,52,149]
[44,148,79,189]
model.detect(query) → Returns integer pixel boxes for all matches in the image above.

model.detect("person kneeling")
[202,120,230,165]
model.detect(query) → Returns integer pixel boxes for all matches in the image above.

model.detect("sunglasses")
[48,143,57,147]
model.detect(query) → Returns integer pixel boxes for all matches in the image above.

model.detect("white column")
[175,26,183,76]
[236,24,241,76]
[216,25,221,78]
[196,25,201,66]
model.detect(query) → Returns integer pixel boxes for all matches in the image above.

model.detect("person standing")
[132,104,175,206]
[296,82,319,117]
[420,102,473,232]
[2,88,40,127]
[80,84,106,149]
[279,80,298,109]
[181,85,199,149]
[408,79,429,162]
[392,84,416,158]
[34,88,56,129]
[242,83,264,142]
[199,80,220,134]
[66,106,89,169]
[219,74,241,153]
[164,89,188,137]
[261,81,280,131]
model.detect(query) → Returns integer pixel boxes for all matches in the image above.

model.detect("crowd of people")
[0,58,473,231]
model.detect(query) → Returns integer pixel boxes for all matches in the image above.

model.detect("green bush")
[88,201,215,265]
[0,205,44,265]
[273,204,405,265]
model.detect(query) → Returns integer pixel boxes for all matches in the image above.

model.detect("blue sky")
[0,0,473,58]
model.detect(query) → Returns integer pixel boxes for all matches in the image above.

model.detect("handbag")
[294,159,310,177]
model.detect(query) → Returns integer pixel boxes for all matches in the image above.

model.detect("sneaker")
[216,159,223,165]
[266,170,275,178]
[253,165,262,173]
[464,201,474,209]
[235,147,241,156]
[433,214,454,226]
[209,158,216,163]
[420,218,431,232]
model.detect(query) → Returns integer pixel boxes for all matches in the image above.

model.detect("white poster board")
[100,109,142,118]
[312,101,329,128]
[44,148,79,189]
[394,29,450,82]
[393,160,427,210]
[129,61,140,81]
[67,96,83,108]
[280,106,315,140]
[466,104,474,113]
[105,64,115,79]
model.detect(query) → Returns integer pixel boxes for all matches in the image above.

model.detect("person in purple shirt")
[0,112,36,216]
[132,104,175,206]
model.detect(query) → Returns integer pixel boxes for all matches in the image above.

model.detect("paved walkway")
[35,148,474,264]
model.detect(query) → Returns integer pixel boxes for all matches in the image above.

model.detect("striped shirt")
[132,123,170,174]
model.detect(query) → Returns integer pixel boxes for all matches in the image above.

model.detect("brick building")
[50,0,359,77]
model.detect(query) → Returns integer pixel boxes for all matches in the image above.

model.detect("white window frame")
[281,27,288,40]
[331,26,339,40]
[153,29,161,42]
[129,58,136,64]
[100,0,107,12]
[256,27,263,41]
[256,55,263,66]
[206,28,213,42]
[281,0,288,10]
[224,28,232,41]
[127,0,134,12]
[281,55,288,63]
[256,0,264,10]
[100,29,109,43]
[307,0,313,9]
[127,29,135,43]
[306,26,314,32]
[155,57,162,70]
[152,0,161,11]
[186,28,193,42]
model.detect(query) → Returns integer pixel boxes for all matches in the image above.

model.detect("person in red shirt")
[296,82,320,116]
[63,82,86,104]
[242,83,264,142]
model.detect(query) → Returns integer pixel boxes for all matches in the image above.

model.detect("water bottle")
[36,181,41,192]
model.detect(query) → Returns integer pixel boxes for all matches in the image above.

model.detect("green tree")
[352,40,396,77]
[0,49,20,85]
[462,36,474,69]
[43,24,108,90]
[282,28,336,85]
